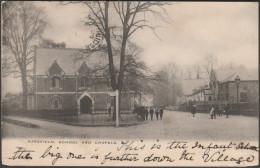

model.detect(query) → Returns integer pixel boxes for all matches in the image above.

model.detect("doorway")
[80,96,92,114]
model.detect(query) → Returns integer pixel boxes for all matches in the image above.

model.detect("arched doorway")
[77,91,95,114]
[80,96,92,114]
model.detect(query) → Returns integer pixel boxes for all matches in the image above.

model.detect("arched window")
[50,96,62,109]
[51,76,60,88]
[54,99,59,109]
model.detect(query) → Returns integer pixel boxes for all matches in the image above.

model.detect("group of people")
[190,104,230,119]
[209,105,229,119]
[141,107,164,121]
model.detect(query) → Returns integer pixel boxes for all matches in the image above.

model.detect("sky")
[2,2,259,95]
[37,2,258,68]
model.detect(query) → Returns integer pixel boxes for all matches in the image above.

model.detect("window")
[208,96,212,101]
[240,92,247,103]
[51,77,60,88]
[50,97,61,109]
[54,99,59,109]
[80,77,87,87]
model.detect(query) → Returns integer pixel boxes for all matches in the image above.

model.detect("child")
[210,107,215,119]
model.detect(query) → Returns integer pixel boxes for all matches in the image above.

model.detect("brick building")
[27,47,134,113]
[210,68,259,104]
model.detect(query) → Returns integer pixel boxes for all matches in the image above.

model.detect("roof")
[35,47,107,75]
[181,78,209,96]
[213,68,258,83]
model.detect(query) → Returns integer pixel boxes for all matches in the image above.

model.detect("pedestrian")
[191,105,196,117]
[159,107,164,120]
[155,108,159,120]
[210,107,214,119]
[108,106,111,117]
[145,107,149,121]
[149,107,154,120]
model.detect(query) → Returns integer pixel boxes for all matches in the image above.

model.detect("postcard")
[1,1,259,167]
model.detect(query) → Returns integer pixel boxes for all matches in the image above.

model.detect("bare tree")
[62,1,171,117]
[187,67,193,79]
[203,54,217,77]
[193,63,202,79]
[152,63,183,106]
[39,38,66,48]
[2,1,46,109]
[224,62,246,70]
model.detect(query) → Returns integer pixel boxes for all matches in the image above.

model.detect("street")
[2,110,258,141]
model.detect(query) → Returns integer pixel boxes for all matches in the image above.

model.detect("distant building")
[210,68,259,104]
[186,87,214,102]
[27,47,134,113]
[177,78,210,104]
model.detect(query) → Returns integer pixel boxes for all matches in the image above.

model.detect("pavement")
[2,110,258,141]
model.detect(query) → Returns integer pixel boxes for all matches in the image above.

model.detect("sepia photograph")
[1,1,259,167]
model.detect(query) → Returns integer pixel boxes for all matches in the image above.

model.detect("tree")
[62,1,171,118]
[203,54,217,77]
[193,63,202,79]
[187,67,193,79]
[153,63,182,106]
[222,62,246,70]
[39,38,66,48]
[2,1,46,109]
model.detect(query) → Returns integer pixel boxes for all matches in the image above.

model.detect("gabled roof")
[77,61,90,72]
[213,68,258,83]
[47,60,64,75]
[35,47,107,75]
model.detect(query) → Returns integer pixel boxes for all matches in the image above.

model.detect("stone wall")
[218,81,259,104]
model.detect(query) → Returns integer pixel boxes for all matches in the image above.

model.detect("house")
[179,78,210,103]
[187,87,214,102]
[27,47,135,113]
[210,68,259,104]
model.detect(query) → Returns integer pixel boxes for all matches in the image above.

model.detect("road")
[2,110,258,141]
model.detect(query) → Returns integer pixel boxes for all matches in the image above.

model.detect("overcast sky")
[2,2,259,94]
[38,2,258,68]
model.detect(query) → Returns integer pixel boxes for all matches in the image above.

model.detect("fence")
[2,107,144,126]
[2,90,144,127]
[178,101,259,116]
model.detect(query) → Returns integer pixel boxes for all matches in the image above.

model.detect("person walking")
[144,107,149,121]
[159,107,164,120]
[191,105,196,117]
[155,108,159,120]
[210,107,215,119]
[149,107,154,120]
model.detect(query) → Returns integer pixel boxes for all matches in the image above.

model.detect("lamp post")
[235,75,240,114]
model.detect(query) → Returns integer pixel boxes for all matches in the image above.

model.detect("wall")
[34,75,134,111]
[218,81,259,104]
[37,76,76,92]
[36,94,77,110]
